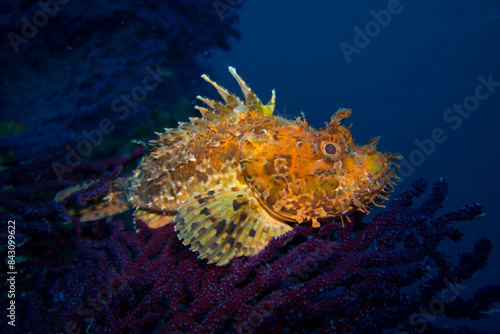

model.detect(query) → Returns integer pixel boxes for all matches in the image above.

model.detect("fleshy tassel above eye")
[326,108,352,133]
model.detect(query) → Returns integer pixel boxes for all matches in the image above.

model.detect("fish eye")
[324,143,337,155]
[320,141,342,159]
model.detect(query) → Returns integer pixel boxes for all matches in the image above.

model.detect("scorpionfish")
[61,67,401,266]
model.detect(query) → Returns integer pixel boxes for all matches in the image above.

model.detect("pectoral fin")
[174,187,292,266]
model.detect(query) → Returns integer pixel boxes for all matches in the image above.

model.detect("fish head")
[240,108,401,225]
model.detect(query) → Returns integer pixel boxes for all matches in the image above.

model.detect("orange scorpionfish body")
[58,67,401,266]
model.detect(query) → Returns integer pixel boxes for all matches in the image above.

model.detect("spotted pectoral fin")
[174,187,292,266]
[133,209,175,228]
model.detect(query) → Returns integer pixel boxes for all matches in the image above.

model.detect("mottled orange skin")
[240,109,399,227]
[60,67,401,265]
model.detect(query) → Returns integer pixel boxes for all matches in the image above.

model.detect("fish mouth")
[361,150,400,184]
[326,153,400,218]
[356,155,400,210]
[368,167,397,196]
[369,157,397,184]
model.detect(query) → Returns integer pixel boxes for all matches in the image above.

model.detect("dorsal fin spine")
[199,67,276,116]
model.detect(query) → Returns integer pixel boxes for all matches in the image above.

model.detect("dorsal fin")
[228,66,275,115]
[149,67,276,150]
[197,66,276,118]
[200,73,243,107]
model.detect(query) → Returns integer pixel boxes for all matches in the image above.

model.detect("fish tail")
[55,180,130,222]
[74,195,130,222]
